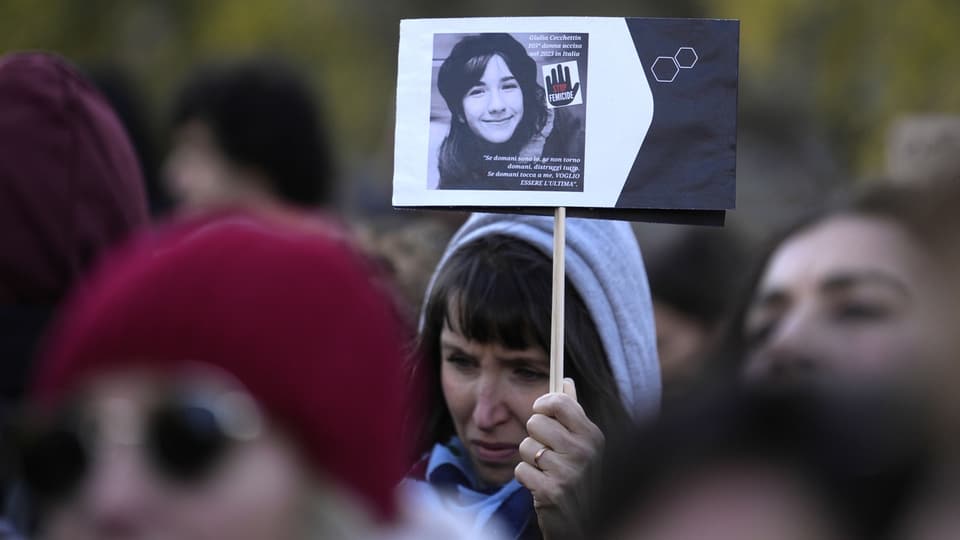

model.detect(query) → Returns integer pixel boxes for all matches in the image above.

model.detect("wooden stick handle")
[550,207,566,394]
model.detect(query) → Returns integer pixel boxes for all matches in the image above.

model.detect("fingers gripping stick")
[550,207,566,394]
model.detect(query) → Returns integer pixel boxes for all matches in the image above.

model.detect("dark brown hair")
[436,34,549,186]
[413,234,629,458]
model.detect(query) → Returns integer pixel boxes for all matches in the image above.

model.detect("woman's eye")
[835,303,890,321]
[466,87,485,97]
[514,367,547,382]
[502,81,520,91]
[445,354,477,372]
[744,321,776,351]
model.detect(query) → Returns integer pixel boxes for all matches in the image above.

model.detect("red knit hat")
[0,52,148,304]
[32,210,414,521]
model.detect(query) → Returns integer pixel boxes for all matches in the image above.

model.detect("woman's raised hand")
[515,378,604,540]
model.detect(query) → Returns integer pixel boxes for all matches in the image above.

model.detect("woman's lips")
[483,116,514,126]
[471,440,518,462]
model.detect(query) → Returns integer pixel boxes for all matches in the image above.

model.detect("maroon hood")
[0,52,148,305]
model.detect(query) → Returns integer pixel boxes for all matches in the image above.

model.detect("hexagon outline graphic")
[675,47,698,69]
[651,56,680,83]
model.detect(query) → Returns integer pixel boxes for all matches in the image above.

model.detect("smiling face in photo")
[461,54,525,144]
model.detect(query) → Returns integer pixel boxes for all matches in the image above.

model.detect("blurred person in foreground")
[588,384,932,540]
[711,179,960,538]
[859,176,960,540]
[0,51,149,537]
[716,182,955,391]
[639,225,750,405]
[0,51,149,412]
[164,57,335,213]
[405,213,660,539]
[14,211,481,539]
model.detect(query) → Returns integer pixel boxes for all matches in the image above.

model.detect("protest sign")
[393,17,739,225]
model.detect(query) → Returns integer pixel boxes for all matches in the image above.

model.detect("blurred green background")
[3,0,959,228]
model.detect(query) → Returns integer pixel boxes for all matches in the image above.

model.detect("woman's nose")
[486,89,506,113]
[748,311,825,382]
[80,446,155,536]
[472,376,510,430]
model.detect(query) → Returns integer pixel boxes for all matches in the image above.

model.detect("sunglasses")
[15,389,263,503]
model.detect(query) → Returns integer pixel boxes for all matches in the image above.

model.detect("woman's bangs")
[463,53,494,85]
[443,256,546,351]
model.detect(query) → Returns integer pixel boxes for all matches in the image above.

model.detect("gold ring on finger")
[534,446,549,469]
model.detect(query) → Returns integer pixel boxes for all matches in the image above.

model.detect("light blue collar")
[425,438,532,537]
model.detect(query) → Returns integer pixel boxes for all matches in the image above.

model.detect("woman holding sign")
[436,33,585,190]
[404,213,660,539]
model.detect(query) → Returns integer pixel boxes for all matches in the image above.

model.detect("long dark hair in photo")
[413,234,630,458]
[436,33,549,186]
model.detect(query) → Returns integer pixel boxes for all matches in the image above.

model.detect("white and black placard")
[393,17,739,224]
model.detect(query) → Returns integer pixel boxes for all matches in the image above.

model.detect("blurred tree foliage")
[1,0,957,182]
[0,0,402,156]
[705,0,960,175]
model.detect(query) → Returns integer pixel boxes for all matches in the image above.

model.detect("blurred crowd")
[1,48,960,540]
